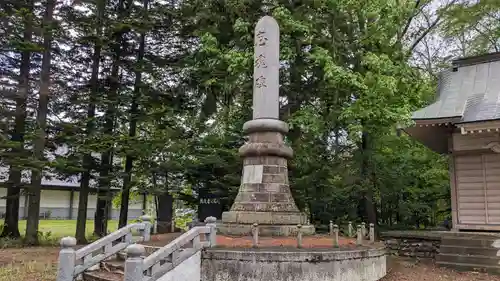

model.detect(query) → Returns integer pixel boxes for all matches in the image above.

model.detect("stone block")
[251,202,298,212]
[217,222,316,237]
[231,203,256,212]
[240,183,265,192]
[249,132,283,143]
[262,174,285,183]
[264,183,280,192]
[243,156,288,166]
[279,184,291,193]
[221,212,238,223]
[221,211,305,225]
[237,192,270,202]
[262,165,280,174]
[271,213,304,224]
[270,193,290,202]
[238,212,274,224]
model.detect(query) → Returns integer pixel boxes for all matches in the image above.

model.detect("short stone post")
[124,244,145,281]
[56,236,77,281]
[333,224,339,248]
[252,223,259,247]
[153,219,158,234]
[356,225,363,245]
[348,221,353,237]
[361,222,366,238]
[369,223,375,243]
[205,216,217,247]
[297,224,303,248]
[329,220,334,236]
[139,215,152,242]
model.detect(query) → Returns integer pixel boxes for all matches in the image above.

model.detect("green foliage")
[440,1,500,55]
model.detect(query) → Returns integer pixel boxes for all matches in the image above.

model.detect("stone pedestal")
[219,119,315,236]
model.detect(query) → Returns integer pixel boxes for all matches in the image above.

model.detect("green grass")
[0,220,122,241]
[19,220,119,237]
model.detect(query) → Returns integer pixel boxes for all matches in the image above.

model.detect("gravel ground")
[382,257,500,281]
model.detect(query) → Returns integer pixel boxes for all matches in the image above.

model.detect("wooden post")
[356,225,363,245]
[252,223,259,247]
[56,237,76,281]
[369,223,375,243]
[297,224,303,248]
[348,221,353,237]
[205,216,217,247]
[333,224,339,248]
[124,244,145,281]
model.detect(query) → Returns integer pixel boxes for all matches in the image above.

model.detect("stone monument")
[219,16,315,236]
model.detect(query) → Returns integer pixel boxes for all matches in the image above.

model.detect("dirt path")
[382,257,500,281]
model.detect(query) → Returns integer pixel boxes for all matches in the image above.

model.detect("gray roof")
[413,54,500,124]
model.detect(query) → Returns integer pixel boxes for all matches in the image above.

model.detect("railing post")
[297,224,303,248]
[140,215,153,242]
[205,216,217,247]
[333,224,339,248]
[356,225,363,245]
[252,223,259,248]
[329,220,333,236]
[361,222,366,238]
[124,244,145,281]
[56,236,76,281]
[348,221,353,237]
[369,223,375,243]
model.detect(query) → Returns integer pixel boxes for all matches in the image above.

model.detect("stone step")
[103,260,125,271]
[441,237,500,248]
[436,261,500,274]
[82,270,123,281]
[89,247,196,281]
[436,253,500,267]
[440,245,500,256]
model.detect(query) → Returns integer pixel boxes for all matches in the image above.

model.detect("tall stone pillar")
[219,16,315,236]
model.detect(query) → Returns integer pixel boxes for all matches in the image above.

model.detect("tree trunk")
[75,0,106,244]
[1,0,34,239]
[119,0,149,228]
[360,129,377,233]
[25,0,55,245]
[94,0,129,236]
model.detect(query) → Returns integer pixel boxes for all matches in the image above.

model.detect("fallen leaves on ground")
[382,257,500,281]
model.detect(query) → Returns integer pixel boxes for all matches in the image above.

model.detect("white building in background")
[0,146,143,220]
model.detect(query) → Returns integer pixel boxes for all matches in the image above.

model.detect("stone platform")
[84,237,386,281]
[215,234,355,248]
[219,222,315,236]
[201,246,387,281]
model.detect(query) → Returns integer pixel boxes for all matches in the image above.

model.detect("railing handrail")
[124,216,217,281]
[75,222,146,259]
[56,215,153,281]
[142,226,209,268]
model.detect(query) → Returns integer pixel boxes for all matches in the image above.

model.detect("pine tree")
[0,0,35,238]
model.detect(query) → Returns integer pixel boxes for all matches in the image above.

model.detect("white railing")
[56,215,153,281]
[124,216,217,281]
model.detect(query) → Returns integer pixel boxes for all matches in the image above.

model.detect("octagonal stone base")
[218,222,315,236]
[202,246,387,281]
